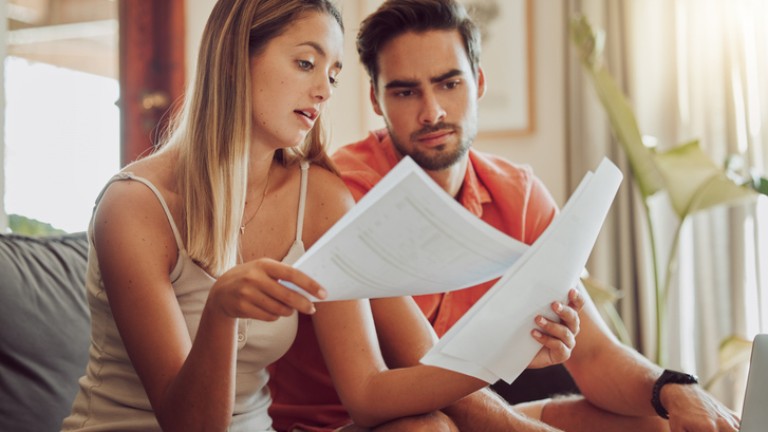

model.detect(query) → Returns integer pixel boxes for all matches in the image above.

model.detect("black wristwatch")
[651,369,699,419]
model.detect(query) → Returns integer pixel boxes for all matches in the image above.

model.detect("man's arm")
[561,284,740,431]
[443,388,561,432]
[370,296,578,432]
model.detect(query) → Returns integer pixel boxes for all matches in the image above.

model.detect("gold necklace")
[240,165,271,235]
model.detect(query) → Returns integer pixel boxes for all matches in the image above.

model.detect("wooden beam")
[119,0,185,166]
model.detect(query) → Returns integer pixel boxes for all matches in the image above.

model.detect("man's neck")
[425,154,469,198]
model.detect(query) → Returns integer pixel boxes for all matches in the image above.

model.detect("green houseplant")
[8,214,66,236]
[569,16,767,373]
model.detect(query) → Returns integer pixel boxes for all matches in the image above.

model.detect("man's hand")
[528,288,584,369]
[663,382,741,431]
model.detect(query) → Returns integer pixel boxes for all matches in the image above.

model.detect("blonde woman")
[64,1,341,430]
[63,0,580,431]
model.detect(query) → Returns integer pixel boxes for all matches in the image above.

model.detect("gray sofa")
[0,232,90,432]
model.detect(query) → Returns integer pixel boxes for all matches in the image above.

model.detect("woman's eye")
[298,60,314,71]
[329,76,339,88]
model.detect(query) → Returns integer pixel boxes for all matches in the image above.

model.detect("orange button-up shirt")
[268,130,558,431]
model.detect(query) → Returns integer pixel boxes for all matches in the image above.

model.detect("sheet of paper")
[286,156,528,301]
[421,158,623,384]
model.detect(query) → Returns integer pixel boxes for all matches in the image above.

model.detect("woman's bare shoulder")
[94,152,181,268]
[302,163,355,244]
[306,163,355,211]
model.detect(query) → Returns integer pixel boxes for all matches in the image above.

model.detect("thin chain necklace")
[240,165,271,235]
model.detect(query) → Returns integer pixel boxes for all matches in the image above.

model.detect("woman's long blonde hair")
[157,0,342,276]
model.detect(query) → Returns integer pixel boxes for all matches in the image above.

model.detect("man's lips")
[416,130,454,147]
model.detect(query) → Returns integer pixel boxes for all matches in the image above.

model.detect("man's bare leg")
[518,395,671,432]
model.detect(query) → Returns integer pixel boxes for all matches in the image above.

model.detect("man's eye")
[298,60,314,70]
[444,80,460,89]
[394,90,414,97]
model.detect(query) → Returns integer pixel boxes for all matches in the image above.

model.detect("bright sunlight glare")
[4,56,120,233]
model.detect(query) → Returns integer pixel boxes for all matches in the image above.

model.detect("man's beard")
[388,121,474,171]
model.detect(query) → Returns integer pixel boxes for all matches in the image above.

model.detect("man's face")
[370,29,485,171]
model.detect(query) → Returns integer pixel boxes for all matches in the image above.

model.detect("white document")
[421,158,623,384]
[288,156,528,302]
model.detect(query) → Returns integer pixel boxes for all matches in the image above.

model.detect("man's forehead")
[376,30,471,85]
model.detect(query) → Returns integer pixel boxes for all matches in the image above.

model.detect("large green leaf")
[753,176,768,195]
[570,16,664,199]
[654,141,757,218]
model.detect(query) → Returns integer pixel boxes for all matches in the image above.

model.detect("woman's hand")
[210,258,327,321]
[528,288,584,369]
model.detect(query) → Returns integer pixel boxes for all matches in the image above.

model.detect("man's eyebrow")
[298,41,343,69]
[384,69,465,89]
[385,79,419,89]
[431,69,463,83]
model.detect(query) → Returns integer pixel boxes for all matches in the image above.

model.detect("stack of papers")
[422,158,622,383]
[288,156,622,384]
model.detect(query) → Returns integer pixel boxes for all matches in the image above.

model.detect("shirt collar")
[457,151,491,217]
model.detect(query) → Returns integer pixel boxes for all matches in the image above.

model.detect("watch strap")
[651,369,699,419]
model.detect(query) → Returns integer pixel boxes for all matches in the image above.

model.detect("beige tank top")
[63,161,310,432]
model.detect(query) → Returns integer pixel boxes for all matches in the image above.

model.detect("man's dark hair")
[356,0,481,88]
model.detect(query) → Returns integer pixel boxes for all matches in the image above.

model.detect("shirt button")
[237,333,245,342]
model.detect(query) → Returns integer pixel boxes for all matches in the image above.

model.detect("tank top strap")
[295,161,310,243]
[96,172,186,252]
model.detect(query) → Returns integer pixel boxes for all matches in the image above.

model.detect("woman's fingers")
[534,312,576,351]
[532,329,571,363]
[567,288,585,314]
[212,259,328,320]
[262,260,327,301]
[553,295,581,337]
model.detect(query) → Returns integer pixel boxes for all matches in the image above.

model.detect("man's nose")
[418,92,446,125]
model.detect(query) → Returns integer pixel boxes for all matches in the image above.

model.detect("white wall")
[184,0,568,205]
[0,0,8,231]
[475,1,568,205]
[185,0,215,81]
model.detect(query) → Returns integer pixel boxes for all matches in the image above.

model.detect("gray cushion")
[0,232,90,432]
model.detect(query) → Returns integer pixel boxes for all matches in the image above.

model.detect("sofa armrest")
[0,232,90,432]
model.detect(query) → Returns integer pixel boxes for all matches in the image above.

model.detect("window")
[3,0,119,233]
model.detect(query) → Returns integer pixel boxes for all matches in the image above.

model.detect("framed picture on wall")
[463,0,533,136]
[360,0,534,137]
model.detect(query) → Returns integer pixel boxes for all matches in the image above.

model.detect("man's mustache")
[411,123,459,140]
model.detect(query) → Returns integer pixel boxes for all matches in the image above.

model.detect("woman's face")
[249,11,343,151]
